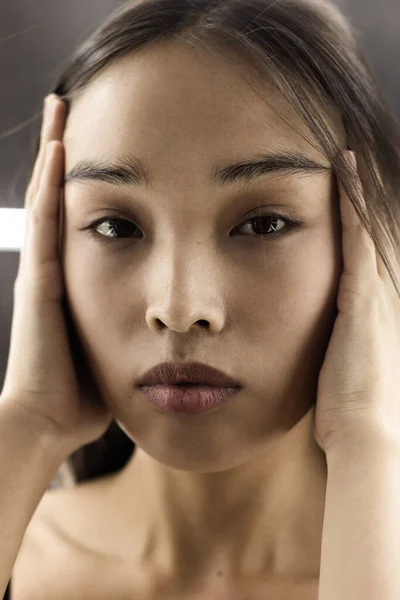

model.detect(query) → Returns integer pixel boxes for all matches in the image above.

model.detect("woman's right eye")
[83,218,143,244]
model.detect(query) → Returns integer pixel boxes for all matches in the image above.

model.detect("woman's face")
[62,41,344,471]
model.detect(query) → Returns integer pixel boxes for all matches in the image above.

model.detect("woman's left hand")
[313,150,400,455]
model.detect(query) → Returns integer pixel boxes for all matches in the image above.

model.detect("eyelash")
[81,212,305,245]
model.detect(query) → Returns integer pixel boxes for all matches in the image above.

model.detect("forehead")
[63,40,345,177]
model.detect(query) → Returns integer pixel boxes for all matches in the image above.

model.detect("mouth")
[138,382,241,415]
[136,362,242,389]
[173,382,203,386]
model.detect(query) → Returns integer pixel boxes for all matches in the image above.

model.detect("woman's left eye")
[232,213,304,237]
[82,212,304,244]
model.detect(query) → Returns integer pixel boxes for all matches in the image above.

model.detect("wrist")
[0,395,72,467]
[324,422,400,466]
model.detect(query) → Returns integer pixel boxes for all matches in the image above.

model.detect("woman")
[1,0,400,597]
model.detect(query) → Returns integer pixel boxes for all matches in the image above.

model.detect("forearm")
[0,397,67,597]
[319,430,400,600]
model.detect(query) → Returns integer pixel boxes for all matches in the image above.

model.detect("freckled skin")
[61,39,344,593]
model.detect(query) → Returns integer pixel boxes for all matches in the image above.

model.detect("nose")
[146,306,224,333]
[145,248,226,334]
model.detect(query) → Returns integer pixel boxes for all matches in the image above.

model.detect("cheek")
[61,249,137,405]
[239,221,342,392]
[239,219,341,327]
[63,273,134,353]
[61,237,133,361]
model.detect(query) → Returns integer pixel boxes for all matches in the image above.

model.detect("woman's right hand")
[0,94,113,455]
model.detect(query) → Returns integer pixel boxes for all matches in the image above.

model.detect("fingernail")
[45,94,59,112]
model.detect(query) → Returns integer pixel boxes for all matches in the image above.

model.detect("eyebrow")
[64,150,329,188]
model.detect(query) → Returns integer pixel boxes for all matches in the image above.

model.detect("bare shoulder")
[11,476,127,600]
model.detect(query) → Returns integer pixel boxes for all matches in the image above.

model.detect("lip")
[138,385,241,415]
[136,362,242,388]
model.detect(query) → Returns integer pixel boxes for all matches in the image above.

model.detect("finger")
[372,218,400,290]
[343,153,399,291]
[340,153,400,312]
[22,141,64,288]
[19,96,66,278]
[26,95,66,210]
[338,150,378,286]
[27,95,66,206]
[376,239,399,287]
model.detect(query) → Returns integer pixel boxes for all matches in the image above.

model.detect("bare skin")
[14,39,347,598]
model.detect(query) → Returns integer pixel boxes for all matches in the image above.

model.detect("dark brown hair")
[33,0,400,486]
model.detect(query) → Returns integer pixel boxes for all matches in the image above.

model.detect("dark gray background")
[1,0,399,387]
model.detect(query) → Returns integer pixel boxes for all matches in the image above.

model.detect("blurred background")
[1,0,399,402]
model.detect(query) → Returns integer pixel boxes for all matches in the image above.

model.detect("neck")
[105,409,327,589]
